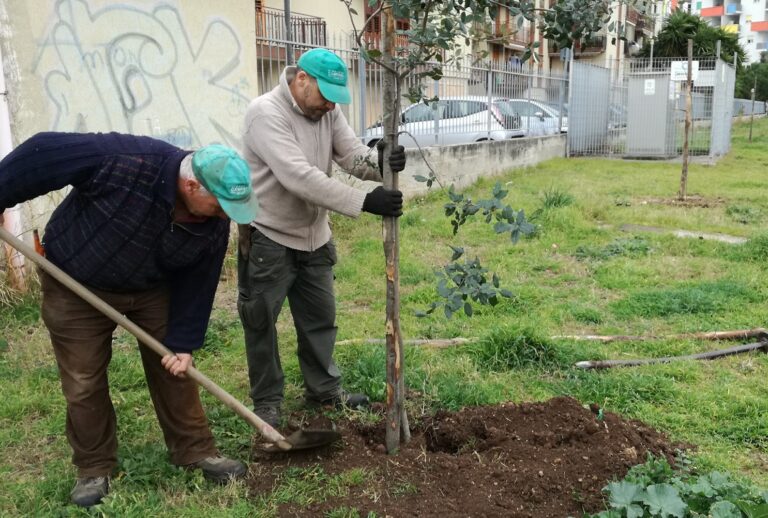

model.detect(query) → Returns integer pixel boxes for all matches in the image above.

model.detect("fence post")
[487,61,493,140]
[284,0,294,65]
[358,51,367,143]
[433,79,439,146]
[565,44,575,158]
[749,78,756,143]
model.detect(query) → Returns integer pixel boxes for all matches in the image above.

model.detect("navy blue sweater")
[0,132,229,353]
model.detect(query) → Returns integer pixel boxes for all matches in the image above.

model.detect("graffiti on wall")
[33,0,251,147]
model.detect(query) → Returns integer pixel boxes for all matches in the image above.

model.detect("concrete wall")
[337,134,567,198]
[399,134,566,196]
[0,0,257,148]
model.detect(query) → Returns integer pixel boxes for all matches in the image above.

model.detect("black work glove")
[362,186,403,217]
[377,141,406,174]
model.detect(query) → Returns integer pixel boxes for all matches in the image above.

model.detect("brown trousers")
[40,271,218,477]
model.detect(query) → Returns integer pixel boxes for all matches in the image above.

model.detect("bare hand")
[161,353,193,377]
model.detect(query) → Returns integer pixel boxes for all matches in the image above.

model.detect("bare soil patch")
[640,195,726,208]
[246,396,685,517]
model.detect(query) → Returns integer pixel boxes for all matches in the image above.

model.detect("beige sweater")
[243,67,381,251]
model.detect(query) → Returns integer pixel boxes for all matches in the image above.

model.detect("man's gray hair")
[180,153,209,194]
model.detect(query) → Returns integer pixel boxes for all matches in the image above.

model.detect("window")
[403,104,442,123]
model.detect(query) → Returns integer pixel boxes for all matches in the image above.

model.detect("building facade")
[694,0,768,62]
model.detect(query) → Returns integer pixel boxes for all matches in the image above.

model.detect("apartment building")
[693,0,768,62]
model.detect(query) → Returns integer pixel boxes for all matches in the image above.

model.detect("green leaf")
[414,175,429,182]
[643,484,687,518]
[463,302,473,316]
[450,246,465,261]
[368,48,382,58]
[710,501,742,518]
[607,481,644,508]
[736,500,768,518]
[349,7,358,15]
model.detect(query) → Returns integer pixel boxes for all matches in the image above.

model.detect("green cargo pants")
[237,227,342,407]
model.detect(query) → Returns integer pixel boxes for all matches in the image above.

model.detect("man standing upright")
[239,48,406,427]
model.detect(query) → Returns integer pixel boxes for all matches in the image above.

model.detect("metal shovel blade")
[260,428,342,453]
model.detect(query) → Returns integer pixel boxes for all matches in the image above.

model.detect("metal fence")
[568,57,736,158]
[254,31,569,150]
[733,98,767,116]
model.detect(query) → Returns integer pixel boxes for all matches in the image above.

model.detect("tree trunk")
[678,39,693,201]
[381,2,409,454]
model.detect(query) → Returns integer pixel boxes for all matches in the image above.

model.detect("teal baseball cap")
[191,145,259,224]
[297,48,351,104]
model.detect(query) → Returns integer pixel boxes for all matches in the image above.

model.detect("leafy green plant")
[591,455,768,518]
[444,182,535,243]
[416,246,513,318]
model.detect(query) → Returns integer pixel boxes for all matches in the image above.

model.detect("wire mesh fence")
[568,57,736,158]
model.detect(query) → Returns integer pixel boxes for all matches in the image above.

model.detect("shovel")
[0,226,340,452]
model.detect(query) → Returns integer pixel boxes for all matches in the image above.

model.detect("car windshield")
[494,102,517,116]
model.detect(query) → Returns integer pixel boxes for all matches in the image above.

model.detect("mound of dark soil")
[246,396,685,517]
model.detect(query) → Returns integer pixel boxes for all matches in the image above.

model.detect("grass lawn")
[1,118,768,516]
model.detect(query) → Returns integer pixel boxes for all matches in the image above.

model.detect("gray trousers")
[237,228,342,407]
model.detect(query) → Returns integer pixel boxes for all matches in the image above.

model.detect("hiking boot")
[190,456,247,484]
[306,390,370,410]
[254,405,281,428]
[70,476,109,507]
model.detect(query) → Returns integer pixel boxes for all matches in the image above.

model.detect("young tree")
[344,0,621,453]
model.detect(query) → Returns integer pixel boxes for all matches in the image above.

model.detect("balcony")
[701,5,724,16]
[255,6,326,59]
[626,7,640,25]
[548,36,606,57]
[489,18,533,47]
[361,30,410,50]
[752,20,768,31]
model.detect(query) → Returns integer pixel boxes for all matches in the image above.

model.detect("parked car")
[362,96,523,148]
[502,99,568,136]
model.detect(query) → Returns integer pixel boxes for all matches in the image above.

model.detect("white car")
[502,99,568,136]
[362,96,523,149]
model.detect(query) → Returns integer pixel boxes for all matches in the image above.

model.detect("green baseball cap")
[191,145,259,224]
[297,48,351,104]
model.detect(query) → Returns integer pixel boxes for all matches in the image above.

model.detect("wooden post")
[749,76,756,143]
[678,39,693,201]
[381,2,409,454]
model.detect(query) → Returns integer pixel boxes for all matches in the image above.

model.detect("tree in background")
[735,61,768,102]
[637,9,746,64]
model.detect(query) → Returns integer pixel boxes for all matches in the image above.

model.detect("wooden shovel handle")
[0,226,291,448]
